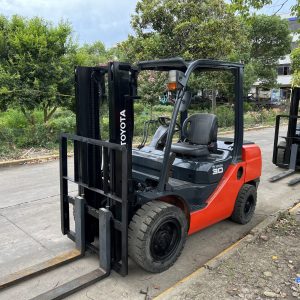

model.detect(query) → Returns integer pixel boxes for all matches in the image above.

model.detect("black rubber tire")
[276,141,286,165]
[128,200,187,273]
[230,184,257,224]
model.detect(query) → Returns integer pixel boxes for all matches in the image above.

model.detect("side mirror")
[179,91,192,112]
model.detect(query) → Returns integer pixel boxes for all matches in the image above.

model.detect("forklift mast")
[272,87,300,167]
[60,63,138,276]
[0,64,139,299]
[270,87,300,185]
[286,88,300,150]
[108,62,137,196]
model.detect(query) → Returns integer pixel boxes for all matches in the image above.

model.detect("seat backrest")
[183,113,218,145]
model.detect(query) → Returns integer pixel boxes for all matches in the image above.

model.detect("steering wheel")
[158,116,181,131]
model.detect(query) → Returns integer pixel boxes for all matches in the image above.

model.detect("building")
[250,17,299,103]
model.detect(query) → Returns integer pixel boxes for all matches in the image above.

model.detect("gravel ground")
[162,211,300,300]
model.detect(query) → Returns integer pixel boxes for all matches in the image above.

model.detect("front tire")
[230,184,257,224]
[128,200,187,273]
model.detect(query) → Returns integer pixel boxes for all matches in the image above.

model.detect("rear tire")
[230,184,257,224]
[128,200,187,273]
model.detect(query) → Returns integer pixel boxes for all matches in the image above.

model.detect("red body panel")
[188,144,262,235]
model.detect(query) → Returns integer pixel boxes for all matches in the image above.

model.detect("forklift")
[270,87,300,185]
[0,58,262,299]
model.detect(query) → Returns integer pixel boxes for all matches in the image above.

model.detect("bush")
[16,124,52,147]
[101,117,109,140]
[0,109,28,129]
[244,102,255,113]
[0,104,280,159]
[215,105,235,128]
[152,104,174,113]
[134,102,146,114]
[0,108,76,149]
[244,109,277,127]
[48,113,76,136]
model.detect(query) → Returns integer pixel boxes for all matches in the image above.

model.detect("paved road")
[0,126,299,299]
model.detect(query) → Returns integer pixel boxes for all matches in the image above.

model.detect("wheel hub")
[150,219,180,261]
[244,196,254,215]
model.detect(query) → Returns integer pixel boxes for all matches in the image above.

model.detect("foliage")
[289,0,300,88]
[246,15,291,88]
[0,104,281,159]
[249,16,291,63]
[75,41,115,66]
[125,0,249,61]
[214,105,235,128]
[138,71,168,111]
[229,0,272,16]
[243,101,255,112]
[244,108,277,126]
[0,109,75,148]
[0,5,293,157]
[243,62,258,94]
[291,40,300,87]
[291,0,300,18]
[0,15,76,123]
[119,2,291,101]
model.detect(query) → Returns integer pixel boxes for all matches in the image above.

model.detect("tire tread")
[231,184,257,224]
[128,200,187,273]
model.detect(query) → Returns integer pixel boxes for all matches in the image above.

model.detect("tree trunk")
[212,89,217,113]
[20,107,35,125]
[43,106,57,123]
[43,106,47,123]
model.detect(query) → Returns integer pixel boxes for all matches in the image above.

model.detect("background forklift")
[0,58,262,299]
[270,87,300,185]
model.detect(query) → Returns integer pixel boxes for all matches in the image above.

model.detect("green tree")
[76,41,109,66]
[119,0,250,109]
[291,44,300,86]
[229,0,272,16]
[126,0,249,61]
[138,70,167,110]
[121,1,291,101]
[292,0,300,18]
[291,2,300,87]
[247,15,291,88]
[0,15,76,123]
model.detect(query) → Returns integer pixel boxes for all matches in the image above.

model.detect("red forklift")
[0,58,262,299]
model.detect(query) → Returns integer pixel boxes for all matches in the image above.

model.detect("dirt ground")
[162,212,300,300]
[0,147,58,161]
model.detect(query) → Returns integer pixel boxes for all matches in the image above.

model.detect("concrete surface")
[0,126,299,299]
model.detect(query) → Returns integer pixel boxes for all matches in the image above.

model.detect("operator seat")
[171,113,218,157]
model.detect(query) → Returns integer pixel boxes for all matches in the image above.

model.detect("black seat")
[171,113,218,157]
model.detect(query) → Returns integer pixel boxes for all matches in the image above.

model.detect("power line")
[272,0,290,15]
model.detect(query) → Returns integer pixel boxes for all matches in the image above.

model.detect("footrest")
[31,268,109,300]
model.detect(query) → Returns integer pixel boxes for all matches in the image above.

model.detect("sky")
[258,0,297,16]
[0,0,139,47]
[0,0,297,48]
